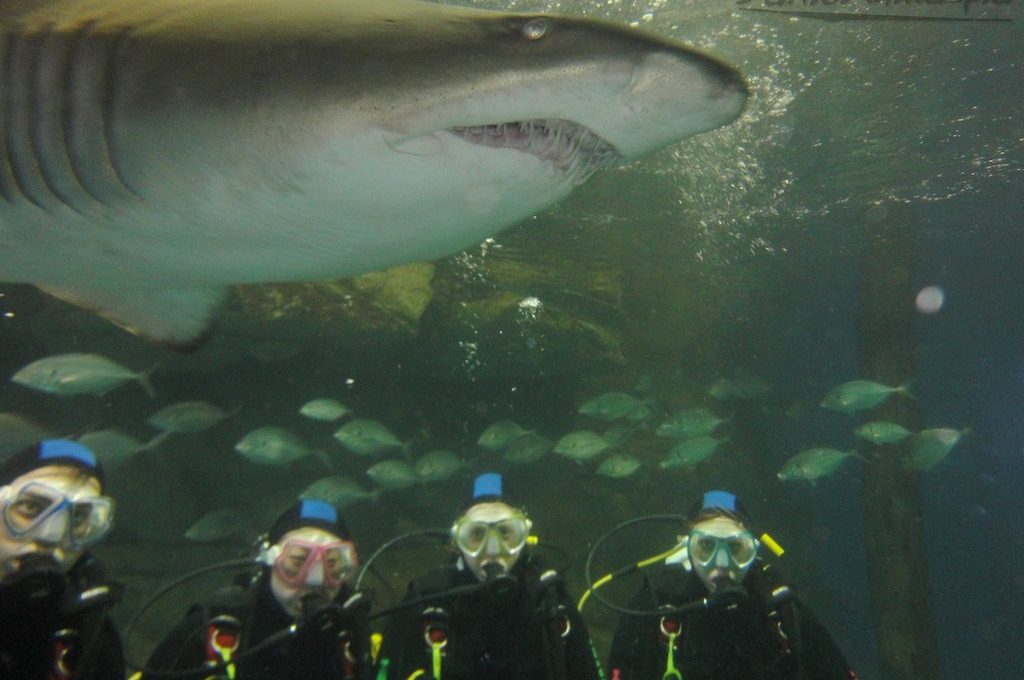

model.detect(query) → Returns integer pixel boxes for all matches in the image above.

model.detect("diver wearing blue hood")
[142,499,372,679]
[0,439,123,680]
[378,473,603,680]
[608,491,858,680]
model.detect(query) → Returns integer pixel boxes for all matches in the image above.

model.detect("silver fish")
[659,436,725,469]
[414,450,465,483]
[577,392,640,421]
[333,419,403,456]
[300,476,380,508]
[299,399,352,422]
[477,420,532,452]
[366,460,418,490]
[11,353,154,397]
[777,448,865,484]
[502,433,553,465]
[147,400,229,433]
[820,380,912,415]
[596,453,642,478]
[0,0,746,344]
[854,421,913,445]
[553,430,611,463]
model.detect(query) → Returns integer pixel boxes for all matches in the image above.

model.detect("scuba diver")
[377,472,604,680]
[607,490,858,680]
[142,498,372,680]
[0,439,124,680]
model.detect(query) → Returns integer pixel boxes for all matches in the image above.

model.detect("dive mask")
[266,538,358,588]
[452,504,532,582]
[453,512,531,558]
[0,481,114,549]
[688,522,758,592]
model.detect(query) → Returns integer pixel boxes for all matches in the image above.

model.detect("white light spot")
[2,312,13,318]
[345,378,355,386]
[521,18,548,41]
[915,286,945,314]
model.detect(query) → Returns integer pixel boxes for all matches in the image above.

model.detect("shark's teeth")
[449,120,620,185]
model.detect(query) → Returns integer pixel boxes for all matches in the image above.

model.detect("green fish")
[854,421,913,445]
[601,424,637,447]
[777,448,865,484]
[477,420,531,451]
[659,436,725,468]
[334,419,403,456]
[903,427,970,471]
[366,460,418,489]
[578,392,640,421]
[503,433,553,465]
[300,398,351,422]
[820,380,912,415]
[553,430,611,463]
[708,376,772,401]
[184,509,251,543]
[414,450,466,482]
[0,413,54,458]
[300,476,380,508]
[625,400,656,424]
[655,409,727,439]
[147,400,230,433]
[77,429,147,468]
[236,426,328,468]
[596,454,642,478]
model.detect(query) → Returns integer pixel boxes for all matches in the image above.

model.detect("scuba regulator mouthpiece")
[1,553,66,603]
[300,592,331,619]
[481,563,517,599]
[708,581,749,611]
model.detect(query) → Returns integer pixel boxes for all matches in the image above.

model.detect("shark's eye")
[521,18,549,41]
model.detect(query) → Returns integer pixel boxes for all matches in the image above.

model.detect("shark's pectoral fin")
[38,284,226,348]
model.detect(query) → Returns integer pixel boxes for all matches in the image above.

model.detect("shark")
[0,0,747,345]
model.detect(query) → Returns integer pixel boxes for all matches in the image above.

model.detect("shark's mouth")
[449,119,620,185]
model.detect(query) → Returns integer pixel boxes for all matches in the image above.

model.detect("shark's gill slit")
[4,30,47,209]
[63,20,106,206]
[101,27,139,198]
[31,22,86,213]
[450,119,620,185]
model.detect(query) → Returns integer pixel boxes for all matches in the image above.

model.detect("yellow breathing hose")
[578,543,686,611]
[578,533,786,611]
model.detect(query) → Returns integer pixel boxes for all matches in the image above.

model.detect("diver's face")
[688,516,758,594]
[269,527,355,618]
[453,502,531,582]
[0,465,103,579]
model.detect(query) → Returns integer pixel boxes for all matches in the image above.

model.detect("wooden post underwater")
[856,205,942,680]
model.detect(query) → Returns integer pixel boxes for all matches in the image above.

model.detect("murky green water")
[1,1,1021,678]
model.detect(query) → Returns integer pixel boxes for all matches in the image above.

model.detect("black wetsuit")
[608,562,857,680]
[0,552,124,680]
[378,556,604,680]
[143,572,372,680]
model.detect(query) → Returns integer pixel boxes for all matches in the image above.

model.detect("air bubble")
[915,286,945,314]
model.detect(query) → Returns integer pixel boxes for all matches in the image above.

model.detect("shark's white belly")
[0,134,573,289]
